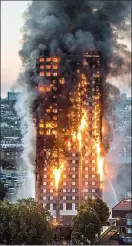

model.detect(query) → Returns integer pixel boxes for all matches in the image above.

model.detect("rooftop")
[112,198,132,211]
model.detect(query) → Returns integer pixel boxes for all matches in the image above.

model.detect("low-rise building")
[112,197,132,244]
[126,213,132,243]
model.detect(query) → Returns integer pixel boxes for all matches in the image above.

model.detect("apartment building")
[35,51,102,225]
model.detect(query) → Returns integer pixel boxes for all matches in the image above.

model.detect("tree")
[0,200,13,244]
[0,181,7,200]
[82,197,110,227]
[72,205,101,244]
[0,198,53,245]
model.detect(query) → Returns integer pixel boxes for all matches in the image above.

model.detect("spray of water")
[15,91,37,199]
[107,177,118,204]
[103,172,118,211]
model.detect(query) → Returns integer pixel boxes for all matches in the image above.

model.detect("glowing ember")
[39,86,45,92]
[67,140,71,150]
[96,143,104,182]
[52,218,59,226]
[72,132,76,141]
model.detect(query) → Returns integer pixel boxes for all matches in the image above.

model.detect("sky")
[1,1,30,98]
[1,1,131,98]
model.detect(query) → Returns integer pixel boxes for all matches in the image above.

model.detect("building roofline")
[112,197,132,211]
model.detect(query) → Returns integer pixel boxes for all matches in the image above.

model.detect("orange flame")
[72,132,76,141]
[67,140,71,150]
[52,218,59,226]
[39,86,45,92]
[53,163,64,190]
[77,110,87,150]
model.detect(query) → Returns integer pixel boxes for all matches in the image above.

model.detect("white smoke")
[15,89,37,199]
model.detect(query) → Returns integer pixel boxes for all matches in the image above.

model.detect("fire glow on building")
[34,51,104,225]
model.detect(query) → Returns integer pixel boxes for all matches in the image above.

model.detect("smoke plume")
[17,1,131,198]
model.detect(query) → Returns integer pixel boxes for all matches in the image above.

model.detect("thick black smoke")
[17,0,131,168]
[19,1,131,73]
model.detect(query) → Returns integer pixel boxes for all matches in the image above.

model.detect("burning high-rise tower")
[35,51,103,225]
[16,0,130,226]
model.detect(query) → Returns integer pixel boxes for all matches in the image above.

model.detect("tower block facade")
[35,52,103,225]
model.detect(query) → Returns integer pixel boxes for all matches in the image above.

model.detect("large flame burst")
[77,110,87,150]
[77,108,104,186]
[50,61,104,195]
[53,163,64,191]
